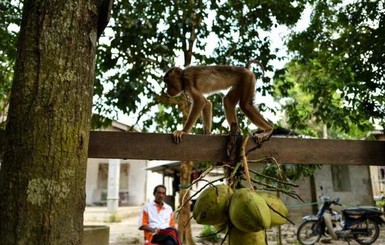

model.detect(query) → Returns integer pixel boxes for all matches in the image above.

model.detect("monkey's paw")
[253,130,273,146]
[173,130,186,144]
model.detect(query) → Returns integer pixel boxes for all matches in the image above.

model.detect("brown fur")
[163,61,273,144]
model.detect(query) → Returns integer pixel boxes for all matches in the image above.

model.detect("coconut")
[228,226,266,245]
[257,191,288,227]
[193,184,233,225]
[229,188,271,232]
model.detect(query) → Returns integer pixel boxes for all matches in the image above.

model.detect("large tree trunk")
[176,94,196,244]
[178,161,195,245]
[0,0,101,243]
[177,7,200,243]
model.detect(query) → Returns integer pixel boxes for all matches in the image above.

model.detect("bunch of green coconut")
[192,184,288,244]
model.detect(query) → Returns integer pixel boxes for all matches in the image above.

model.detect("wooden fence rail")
[1,130,384,165]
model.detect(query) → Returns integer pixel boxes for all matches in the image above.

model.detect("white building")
[85,120,163,207]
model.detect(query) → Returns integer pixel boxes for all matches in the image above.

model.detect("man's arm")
[138,208,160,234]
[169,212,176,227]
[139,225,159,234]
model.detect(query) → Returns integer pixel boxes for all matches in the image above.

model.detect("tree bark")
[178,161,195,245]
[177,6,200,243]
[0,0,100,243]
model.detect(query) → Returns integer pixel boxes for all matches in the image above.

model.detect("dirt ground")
[84,206,385,245]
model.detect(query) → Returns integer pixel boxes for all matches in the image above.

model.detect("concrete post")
[107,159,120,213]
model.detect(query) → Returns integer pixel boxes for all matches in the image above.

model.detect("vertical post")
[374,133,385,211]
[226,123,242,166]
[107,159,120,213]
[225,123,242,182]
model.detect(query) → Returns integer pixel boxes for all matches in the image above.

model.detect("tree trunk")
[177,92,196,244]
[0,0,101,243]
[177,7,200,243]
[178,161,195,245]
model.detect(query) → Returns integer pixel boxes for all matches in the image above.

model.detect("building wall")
[280,176,314,224]
[127,159,148,206]
[314,165,374,208]
[85,158,148,206]
[85,119,152,206]
[249,163,374,222]
[86,158,101,205]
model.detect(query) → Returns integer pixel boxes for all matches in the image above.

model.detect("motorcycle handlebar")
[327,200,341,206]
[321,196,341,206]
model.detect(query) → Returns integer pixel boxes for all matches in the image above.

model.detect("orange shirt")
[138,201,176,242]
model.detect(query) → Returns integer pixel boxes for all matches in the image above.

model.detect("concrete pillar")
[107,159,120,213]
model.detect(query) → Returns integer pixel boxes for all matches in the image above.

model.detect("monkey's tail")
[246,60,265,78]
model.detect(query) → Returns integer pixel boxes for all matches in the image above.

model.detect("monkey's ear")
[171,67,183,76]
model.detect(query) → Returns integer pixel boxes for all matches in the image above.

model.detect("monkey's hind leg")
[253,128,274,146]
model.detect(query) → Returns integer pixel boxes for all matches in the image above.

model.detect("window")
[331,165,351,191]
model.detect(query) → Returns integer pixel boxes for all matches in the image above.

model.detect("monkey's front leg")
[173,130,186,144]
[173,93,206,144]
[201,100,212,135]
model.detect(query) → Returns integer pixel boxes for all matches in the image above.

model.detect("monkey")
[163,60,274,144]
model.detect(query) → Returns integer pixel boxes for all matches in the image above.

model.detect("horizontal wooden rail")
[88,131,385,165]
[1,130,384,165]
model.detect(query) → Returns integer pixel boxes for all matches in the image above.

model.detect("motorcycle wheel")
[352,218,380,245]
[297,220,322,245]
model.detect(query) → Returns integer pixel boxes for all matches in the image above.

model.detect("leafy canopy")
[94,0,310,134]
[0,0,20,128]
[275,0,384,137]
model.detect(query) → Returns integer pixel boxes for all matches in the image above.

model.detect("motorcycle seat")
[343,206,381,216]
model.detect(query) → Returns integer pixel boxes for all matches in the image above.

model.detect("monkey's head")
[163,67,184,97]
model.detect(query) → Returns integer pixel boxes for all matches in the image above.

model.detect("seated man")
[138,185,181,245]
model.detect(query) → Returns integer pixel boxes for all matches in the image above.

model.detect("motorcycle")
[297,186,385,245]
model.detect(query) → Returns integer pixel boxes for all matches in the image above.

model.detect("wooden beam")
[88,131,226,161]
[1,130,384,165]
[88,131,385,165]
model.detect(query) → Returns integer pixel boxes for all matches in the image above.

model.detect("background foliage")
[0,0,20,129]
[275,0,384,138]
[93,0,310,135]
[1,1,384,137]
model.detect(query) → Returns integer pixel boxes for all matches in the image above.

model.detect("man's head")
[153,185,167,204]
